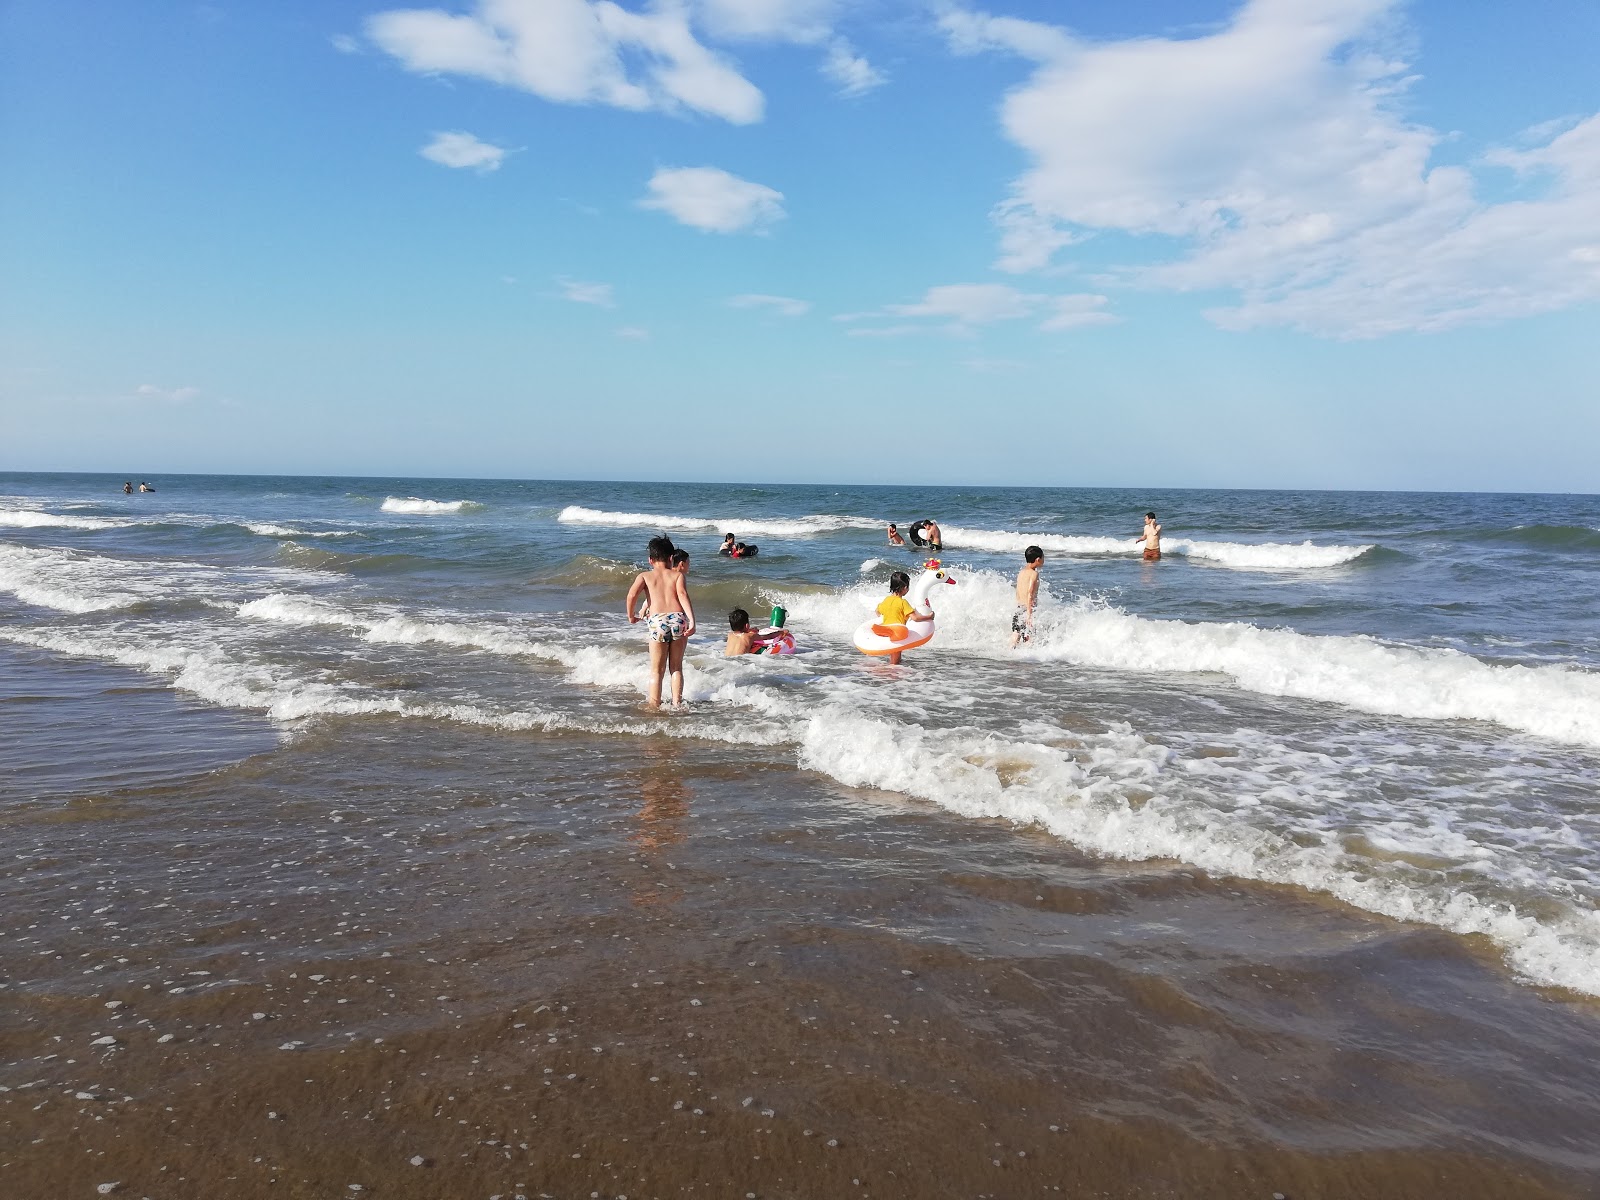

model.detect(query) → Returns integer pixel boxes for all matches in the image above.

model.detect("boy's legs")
[647,639,669,707]
[667,638,687,706]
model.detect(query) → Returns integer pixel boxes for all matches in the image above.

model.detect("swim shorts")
[1143,548,1161,561]
[1012,606,1032,643]
[646,612,686,643]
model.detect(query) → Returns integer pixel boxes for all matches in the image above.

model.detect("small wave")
[0,543,144,612]
[771,568,1600,749]
[243,522,357,539]
[1476,524,1600,552]
[0,509,128,530]
[558,505,879,539]
[859,558,885,573]
[381,496,480,515]
[536,554,642,587]
[795,708,1600,997]
[940,525,1371,569]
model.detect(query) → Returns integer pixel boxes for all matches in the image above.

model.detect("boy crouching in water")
[626,536,696,708]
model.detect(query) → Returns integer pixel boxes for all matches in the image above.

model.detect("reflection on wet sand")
[630,740,690,907]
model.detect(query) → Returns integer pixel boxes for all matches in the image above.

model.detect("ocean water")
[4,472,1600,1196]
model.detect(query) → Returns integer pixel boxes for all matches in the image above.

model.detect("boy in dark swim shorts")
[1010,545,1043,647]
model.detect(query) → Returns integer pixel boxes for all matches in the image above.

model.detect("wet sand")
[3,660,1600,1199]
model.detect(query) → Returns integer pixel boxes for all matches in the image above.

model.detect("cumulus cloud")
[419,130,508,171]
[847,283,1114,335]
[367,0,764,124]
[942,0,1600,337]
[640,166,785,233]
[728,293,811,316]
[557,277,615,306]
[821,38,885,96]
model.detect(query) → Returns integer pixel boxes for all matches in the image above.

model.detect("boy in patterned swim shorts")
[625,536,697,708]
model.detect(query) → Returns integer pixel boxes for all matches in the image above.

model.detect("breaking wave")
[381,497,481,515]
[939,525,1372,569]
[558,505,879,538]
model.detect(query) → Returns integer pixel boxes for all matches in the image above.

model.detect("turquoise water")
[3,472,1599,995]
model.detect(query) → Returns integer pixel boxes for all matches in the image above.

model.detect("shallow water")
[2,472,1599,1196]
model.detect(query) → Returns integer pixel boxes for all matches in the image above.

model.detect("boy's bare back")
[1015,562,1040,606]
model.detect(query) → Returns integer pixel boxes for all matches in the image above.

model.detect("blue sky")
[2,0,1597,491]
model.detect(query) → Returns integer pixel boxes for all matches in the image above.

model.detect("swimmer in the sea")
[1135,511,1161,561]
[886,523,906,547]
[1010,545,1043,648]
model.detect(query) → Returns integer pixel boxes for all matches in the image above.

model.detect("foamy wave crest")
[858,558,885,573]
[0,509,128,530]
[771,569,1600,749]
[558,505,879,539]
[0,543,144,612]
[381,497,479,515]
[795,709,1600,996]
[940,525,1370,569]
[244,522,356,539]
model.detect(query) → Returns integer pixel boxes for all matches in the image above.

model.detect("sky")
[1,0,1598,492]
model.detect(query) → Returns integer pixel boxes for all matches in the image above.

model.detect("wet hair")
[1025,545,1043,564]
[1145,512,1157,520]
[728,608,750,631]
[723,532,736,541]
[888,570,911,594]
[647,535,675,563]
[669,549,689,568]
[888,523,897,530]
[735,542,747,552]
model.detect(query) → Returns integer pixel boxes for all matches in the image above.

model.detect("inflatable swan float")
[853,561,956,657]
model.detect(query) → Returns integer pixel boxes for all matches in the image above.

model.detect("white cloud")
[330,32,362,54]
[615,325,650,340]
[557,277,614,306]
[419,130,507,171]
[852,283,1114,335]
[135,384,201,404]
[821,38,885,97]
[640,166,785,233]
[367,0,763,124]
[944,0,1600,337]
[728,292,811,316]
[695,0,835,43]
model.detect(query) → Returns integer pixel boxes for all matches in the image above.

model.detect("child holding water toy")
[876,570,931,665]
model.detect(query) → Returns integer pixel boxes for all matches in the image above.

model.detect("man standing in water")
[1135,511,1162,560]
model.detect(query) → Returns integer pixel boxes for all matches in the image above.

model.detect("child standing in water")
[1010,545,1043,647]
[875,570,929,665]
[626,536,696,708]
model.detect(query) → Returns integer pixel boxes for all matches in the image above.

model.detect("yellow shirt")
[876,594,916,626]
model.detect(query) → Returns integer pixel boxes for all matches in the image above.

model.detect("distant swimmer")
[731,541,758,558]
[139,481,155,492]
[886,523,906,547]
[122,481,133,494]
[1010,545,1043,648]
[1136,511,1162,560]
[719,533,737,556]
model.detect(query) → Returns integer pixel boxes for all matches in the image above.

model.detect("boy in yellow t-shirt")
[875,570,926,664]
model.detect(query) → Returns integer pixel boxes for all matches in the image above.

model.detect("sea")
[3,472,1599,1198]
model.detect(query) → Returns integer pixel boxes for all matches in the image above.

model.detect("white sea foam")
[243,522,355,539]
[0,544,145,612]
[858,559,885,573]
[770,569,1600,749]
[0,509,128,530]
[794,707,1600,996]
[940,525,1371,569]
[558,505,879,539]
[381,497,478,515]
